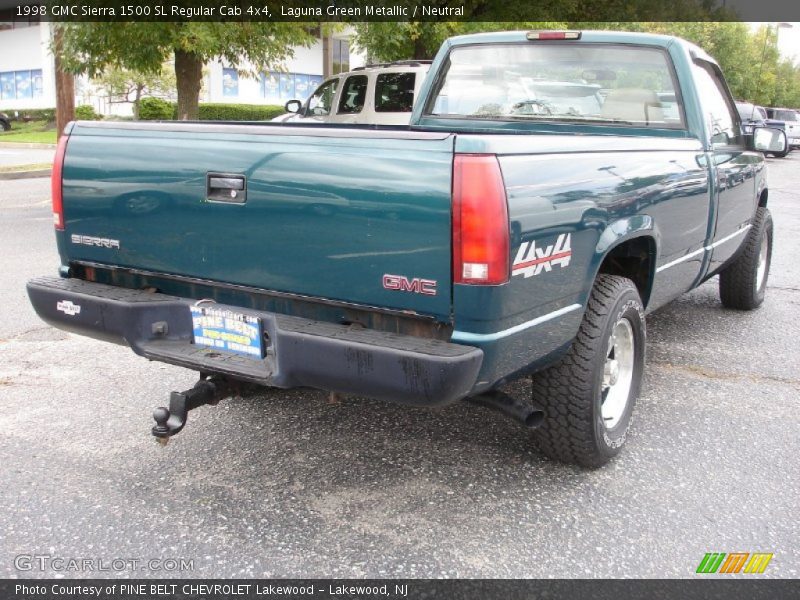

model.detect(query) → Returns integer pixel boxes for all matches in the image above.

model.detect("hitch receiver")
[152,375,233,444]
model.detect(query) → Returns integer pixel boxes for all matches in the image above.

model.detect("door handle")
[207,173,246,203]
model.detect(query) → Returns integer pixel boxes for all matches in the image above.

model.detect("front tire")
[532,275,646,468]
[719,206,773,310]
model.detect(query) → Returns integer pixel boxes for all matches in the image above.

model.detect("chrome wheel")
[601,317,635,429]
[756,234,769,292]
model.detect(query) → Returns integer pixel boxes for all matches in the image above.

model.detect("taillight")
[52,133,69,230]
[452,154,510,285]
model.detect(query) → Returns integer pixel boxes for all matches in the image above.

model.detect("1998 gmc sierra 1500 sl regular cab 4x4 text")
[28,30,786,467]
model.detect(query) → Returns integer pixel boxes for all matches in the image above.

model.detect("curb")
[0,142,56,149]
[0,168,51,180]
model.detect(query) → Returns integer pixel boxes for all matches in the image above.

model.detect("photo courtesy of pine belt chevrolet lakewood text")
[28,30,785,467]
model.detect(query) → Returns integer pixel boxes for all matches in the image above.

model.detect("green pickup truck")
[28,30,786,467]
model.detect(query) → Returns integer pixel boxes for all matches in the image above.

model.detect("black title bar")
[1,0,799,22]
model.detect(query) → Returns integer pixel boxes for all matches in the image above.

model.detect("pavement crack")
[768,285,800,293]
[653,362,800,387]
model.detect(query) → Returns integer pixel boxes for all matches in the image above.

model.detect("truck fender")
[594,215,654,256]
[588,215,657,306]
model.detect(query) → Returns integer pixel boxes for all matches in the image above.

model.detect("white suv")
[272,62,431,126]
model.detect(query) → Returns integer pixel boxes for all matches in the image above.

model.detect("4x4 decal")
[512,233,572,278]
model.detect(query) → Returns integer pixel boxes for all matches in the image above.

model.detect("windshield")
[737,103,761,121]
[427,43,684,128]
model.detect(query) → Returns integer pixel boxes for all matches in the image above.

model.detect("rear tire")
[0,120,10,132]
[532,275,646,468]
[719,207,772,310]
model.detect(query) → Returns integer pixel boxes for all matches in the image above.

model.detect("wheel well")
[598,237,655,307]
[759,189,768,208]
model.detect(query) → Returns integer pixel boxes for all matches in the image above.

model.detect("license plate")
[190,305,264,359]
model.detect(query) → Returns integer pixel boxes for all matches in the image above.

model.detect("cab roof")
[444,30,718,67]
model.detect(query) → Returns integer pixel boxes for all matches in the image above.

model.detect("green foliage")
[75,105,99,120]
[0,108,56,122]
[137,100,286,122]
[56,22,314,119]
[57,23,313,77]
[138,97,176,120]
[353,18,800,109]
[198,104,286,121]
[574,22,797,107]
[352,22,567,62]
[93,65,176,118]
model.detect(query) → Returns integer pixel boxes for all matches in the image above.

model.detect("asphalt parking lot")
[1,155,798,579]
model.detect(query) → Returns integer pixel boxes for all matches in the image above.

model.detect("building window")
[279,72,295,100]
[15,70,32,98]
[333,39,350,75]
[0,69,44,100]
[32,69,43,97]
[0,72,14,100]
[261,71,280,102]
[261,71,323,102]
[222,68,238,97]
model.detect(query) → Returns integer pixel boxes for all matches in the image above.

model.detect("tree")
[93,66,176,119]
[351,22,566,62]
[52,26,75,139]
[57,23,314,120]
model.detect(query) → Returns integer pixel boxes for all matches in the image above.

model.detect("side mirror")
[284,100,302,114]
[753,127,787,153]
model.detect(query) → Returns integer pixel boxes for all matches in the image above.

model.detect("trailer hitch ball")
[151,376,232,443]
[152,407,172,445]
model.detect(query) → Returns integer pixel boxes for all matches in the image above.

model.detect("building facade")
[0,19,53,110]
[0,17,362,115]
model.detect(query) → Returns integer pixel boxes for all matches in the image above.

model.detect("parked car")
[272,61,431,126]
[0,112,11,131]
[765,107,800,151]
[29,30,785,467]
[735,102,786,157]
[735,101,767,133]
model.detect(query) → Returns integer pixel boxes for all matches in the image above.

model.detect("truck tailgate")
[60,122,455,321]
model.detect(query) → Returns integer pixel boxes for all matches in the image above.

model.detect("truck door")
[691,59,758,273]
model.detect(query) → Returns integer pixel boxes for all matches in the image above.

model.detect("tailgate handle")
[207,173,246,203]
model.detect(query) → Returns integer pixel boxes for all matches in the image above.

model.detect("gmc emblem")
[382,274,437,296]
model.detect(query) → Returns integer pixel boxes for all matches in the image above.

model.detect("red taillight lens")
[52,134,69,230]
[452,154,510,285]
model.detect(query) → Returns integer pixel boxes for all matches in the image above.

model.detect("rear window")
[773,109,797,121]
[375,72,417,112]
[427,43,684,129]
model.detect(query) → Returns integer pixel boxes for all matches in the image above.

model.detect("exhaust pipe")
[467,390,545,429]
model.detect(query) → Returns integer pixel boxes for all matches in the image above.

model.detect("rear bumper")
[27,276,483,407]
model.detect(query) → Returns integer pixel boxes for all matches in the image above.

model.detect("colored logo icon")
[696,552,773,574]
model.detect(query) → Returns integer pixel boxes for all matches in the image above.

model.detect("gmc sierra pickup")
[28,30,786,467]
